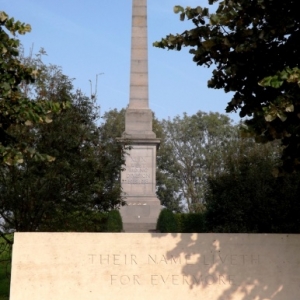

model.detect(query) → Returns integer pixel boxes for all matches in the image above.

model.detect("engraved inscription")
[89,253,260,266]
[110,274,235,286]
[89,254,138,265]
[124,155,151,184]
[111,275,141,285]
[89,252,261,287]
[150,274,235,286]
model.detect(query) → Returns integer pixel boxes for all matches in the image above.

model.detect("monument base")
[120,198,161,232]
[119,139,161,232]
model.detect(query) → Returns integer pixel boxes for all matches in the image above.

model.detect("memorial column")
[120,0,161,232]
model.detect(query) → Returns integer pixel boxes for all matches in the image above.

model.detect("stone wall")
[10,233,300,299]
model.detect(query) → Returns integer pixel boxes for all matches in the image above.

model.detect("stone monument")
[119,0,161,232]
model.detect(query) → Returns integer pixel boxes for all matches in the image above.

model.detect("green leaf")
[0,11,8,22]
[196,6,203,14]
[210,14,219,25]
[44,116,53,123]
[277,112,287,122]
[265,114,276,122]
[285,104,294,112]
[173,6,184,14]
[24,120,33,126]
[202,39,215,49]
[46,155,56,162]
[180,13,185,21]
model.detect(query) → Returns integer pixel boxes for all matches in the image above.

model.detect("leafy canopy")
[0,11,67,165]
[0,60,125,235]
[159,111,236,212]
[154,0,300,172]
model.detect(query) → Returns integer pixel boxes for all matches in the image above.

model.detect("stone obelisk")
[120,0,161,232]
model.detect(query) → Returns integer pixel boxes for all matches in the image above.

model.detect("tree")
[0,12,65,165]
[155,115,183,212]
[159,111,236,212]
[204,138,300,233]
[0,60,125,237]
[154,0,300,172]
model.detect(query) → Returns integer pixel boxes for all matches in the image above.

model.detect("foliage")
[0,12,66,165]
[0,57,125,236]
[0,235,11,300]
[182,213,205,233]
[157,211,205,233]
[258,67,300,123]
[159,111,236,212]
[156,209,177,233]
[104,210,123,232]
[156,118,183,212]
[204,138,300,233]
[154,0,300,172]
[175,213,205,233]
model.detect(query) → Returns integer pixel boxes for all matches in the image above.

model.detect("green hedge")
[156,209,205,233]
[50,210,123,232]
[104,210,123,232]
[0,235,12,300]
[156,209,177,233]
[178,213,205,233]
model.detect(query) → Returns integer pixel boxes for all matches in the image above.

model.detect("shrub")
[104,210,123,232]
[181,213,205,233]
[0,235,12,300]
[156,209,177,233]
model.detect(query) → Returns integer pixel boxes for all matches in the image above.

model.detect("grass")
[0,235,12,300]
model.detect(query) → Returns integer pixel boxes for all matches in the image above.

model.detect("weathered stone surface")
[133,6,147,16]
[120,0,161,231]
[131,27,147,38]
[130,72,148,86]
[121,145,157,195]
[129,82,148,108]
[124,109,154,135]
[120,143,160,232]
[129,0,149,110]
[10,233,300,299]
[130,60,148,73]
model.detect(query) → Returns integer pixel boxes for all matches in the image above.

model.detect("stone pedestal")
[120,141,160,232]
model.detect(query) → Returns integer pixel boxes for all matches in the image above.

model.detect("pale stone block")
[132,27,147,38]
[120,201,162,232]
[133,6,147,16]
[130,59,148,73]
[122,146,156,195]
[128,99,148,109]
[132,0,146,8]
[131,37,148,49]
[130,73,148,86]
[130,84,148,100]
[125,110,153,134]
[131,48,147,60]
[132,16,147,27]
[10,233,300,299]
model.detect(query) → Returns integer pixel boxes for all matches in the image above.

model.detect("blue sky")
[1,0,239,122]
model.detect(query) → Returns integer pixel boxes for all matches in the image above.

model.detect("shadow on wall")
[149,233,299,300]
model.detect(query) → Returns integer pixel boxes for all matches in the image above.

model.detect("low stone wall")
[10,233,300,299]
